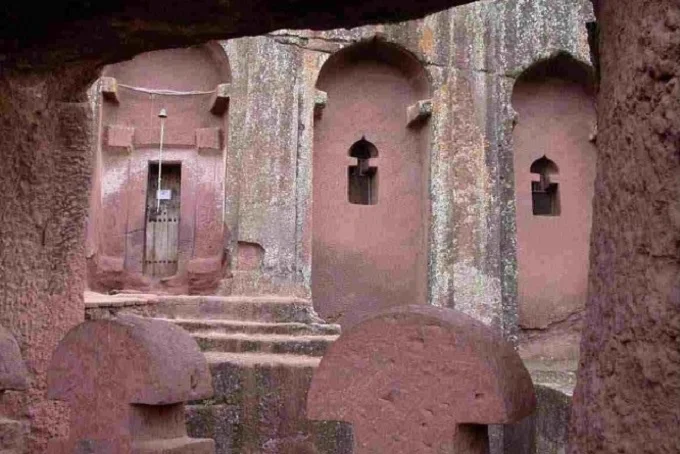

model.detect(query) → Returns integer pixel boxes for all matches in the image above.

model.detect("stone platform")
[84,292,352,454]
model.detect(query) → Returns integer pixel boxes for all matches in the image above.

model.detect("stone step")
[194,333,338,356]
[150,296,322,323]
[159,317,341,336]
[132,437,215,453]
[186,352,354,454]
[201,352,321,404]
[85,293,323,324]
[206,351,322,367]
[198,352,320,427]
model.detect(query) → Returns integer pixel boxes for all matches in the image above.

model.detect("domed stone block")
[47,315,215,453]
[307,305,536,454]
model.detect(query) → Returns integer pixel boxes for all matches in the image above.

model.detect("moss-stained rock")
[216,0,593,341]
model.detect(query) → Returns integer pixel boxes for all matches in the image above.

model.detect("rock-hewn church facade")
[88,0,596,359]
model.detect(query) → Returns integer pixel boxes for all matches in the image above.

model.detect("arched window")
[348,137,378,205]
[530,156,560,216]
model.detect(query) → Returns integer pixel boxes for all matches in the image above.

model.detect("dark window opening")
[348,166,378,205]
[348,137,379,205]
[530,156,560,216]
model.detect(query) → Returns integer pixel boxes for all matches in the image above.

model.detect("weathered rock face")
[85,0,595,342]
[505,384,573,454]
[0,326,29,454]
[0,0,483,73]
[0,327,28,393]
[1,0,678,453]
[209,0,595,337]
[0,67,92,452]
[1,0,597,450]
[568,1,680,453]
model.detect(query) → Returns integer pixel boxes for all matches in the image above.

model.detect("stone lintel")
[100,76,119,103]
[407,99,433,127]
[210,83,231,116]
[314,89,328,118]
[134,127,196,149]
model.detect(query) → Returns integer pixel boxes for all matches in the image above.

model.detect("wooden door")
[144,163,181,277]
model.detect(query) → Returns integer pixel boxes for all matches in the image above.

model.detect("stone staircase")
[84,293,353,454]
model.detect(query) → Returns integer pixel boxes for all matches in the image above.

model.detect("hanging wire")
[118,84,216,96]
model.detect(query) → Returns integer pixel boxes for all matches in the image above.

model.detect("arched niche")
[348,137,379,159]
[312,40,431,327]
[529,155,559,175]
[90,42,232,294]
[511,53,597,356]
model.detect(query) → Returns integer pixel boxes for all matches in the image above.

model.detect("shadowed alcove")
[348,137,379,205]
[530,155,560,216]
[511,53,597,357]
[312,40,432,327]
[88,42,232,294]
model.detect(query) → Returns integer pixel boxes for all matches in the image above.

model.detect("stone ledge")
[210,83,231,116]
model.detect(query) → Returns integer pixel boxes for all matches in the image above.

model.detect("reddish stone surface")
[47,315,214,453]
[0,68,92,452]
[0,327,28,393]
[107,125,136,151]
[196,127,223,152]
[237,242,265,271]
[0,1,674,453]
[88,44,231,294]
[313,41,431,327]
[512,56,597,358]
[569,1,680,453]
[307,305,536,453]
[0,326,28,454]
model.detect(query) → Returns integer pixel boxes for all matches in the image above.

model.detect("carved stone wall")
[87,44,232,295]
[212,0,594,342]
[569,1,680,452]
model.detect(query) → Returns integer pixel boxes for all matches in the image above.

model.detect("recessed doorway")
[144,162,181,278]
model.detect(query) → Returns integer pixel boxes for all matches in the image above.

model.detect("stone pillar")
[569,1,680,452]
[0,67,94,452]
